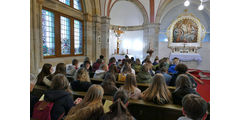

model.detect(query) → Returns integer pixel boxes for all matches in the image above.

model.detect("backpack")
[32,101,54,120]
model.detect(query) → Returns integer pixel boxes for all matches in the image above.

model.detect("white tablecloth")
[169,53,202,63]
[111,54,134,60]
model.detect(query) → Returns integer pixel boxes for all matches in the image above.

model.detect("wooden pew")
[72,91,182,120]
[31,85,48,99]
[90,78,176,92]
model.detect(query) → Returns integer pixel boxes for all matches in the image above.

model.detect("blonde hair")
[65,85,104,120]
[122,73,137,93]
[76,68,90,82]
[142,74,172,104]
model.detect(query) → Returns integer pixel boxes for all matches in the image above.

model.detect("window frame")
[57,0,83,11]
[42,7,85,58]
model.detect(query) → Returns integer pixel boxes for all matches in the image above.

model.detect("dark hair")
[173,57,179,60]
[109,57,116,64]
[182,94,207,120]
[72,59,79,65]
[96,59,103,64]
[102,73,116,86]
[50,73,69,90]
[113,90,129,104]
[108,64,118,74]
[37,63,52,85]
[130,57,134,61]
[175,74,192,90]
[175,63,188,74]
[84,61,91,66]
[125,55,129,59]
[160,66,168,73]
[100,55,104,59]
[54,63,66,75]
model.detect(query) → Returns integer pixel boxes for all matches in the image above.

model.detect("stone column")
[143,23,160,61]
[100,16,110,62]
[84,13,94,62]
[92,15,102,61]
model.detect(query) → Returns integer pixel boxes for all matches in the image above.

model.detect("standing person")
[67,59,79,76]
[119,73,142,100]
[93,63,109,79]
[168,57,179,74]
[65,85,104,120]
[36,63,54,87]
[142,74,172,104]
[172,74,200,105]
[177,94,208,120]
[43,74,80,120]
[101,73,118,96]
[136,64,152,83]
[71,68,92,92]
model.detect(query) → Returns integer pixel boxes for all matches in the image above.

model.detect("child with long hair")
[36,63,53,87]
[142,74,172,104]
[71,68,92,92]
[65,85,104,120]
[120,73,142,100]
[101,73,118,96]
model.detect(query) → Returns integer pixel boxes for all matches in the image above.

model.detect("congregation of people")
[30,55,209,120]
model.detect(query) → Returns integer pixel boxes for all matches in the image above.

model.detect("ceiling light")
[184,0,190,7]
[198,2,204,10]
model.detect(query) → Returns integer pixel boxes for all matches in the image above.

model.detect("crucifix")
[114,27,124,54]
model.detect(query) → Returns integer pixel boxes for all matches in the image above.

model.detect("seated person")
[168,57,179,74]
[93,63,108,79]
[120,59,136,75]
[118,64,132,82]
[66,59,79,76]
[152,56,159,66]
[156,66,172,86]
[49,63,67,79]
[30,74,38,117]
[36,63,53,87]
[132,58,142,74]
[119,73,142,100]
[92,59,103,72]
[136,64,152,83]
[142,74,172,104]
[106,64,119,80]
[169,63,197,88]
[71,68,92,92]
[101,73,118,96]
[178,94,208,120]
[108,57,117,68]
[43,74,77,120]
[172,74,200,105]
[100,90,135,120]
[65,85,104,120]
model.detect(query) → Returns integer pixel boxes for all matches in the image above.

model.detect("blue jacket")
[168,64,177,74]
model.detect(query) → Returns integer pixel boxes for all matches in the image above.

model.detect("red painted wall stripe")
[150,0,154,23]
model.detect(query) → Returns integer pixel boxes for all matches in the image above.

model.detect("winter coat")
[136,71,152,83]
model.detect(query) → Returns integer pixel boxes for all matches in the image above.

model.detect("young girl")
[118,64,132,82]
[120,73,142,100]
[142,74,172,104]
[101,73,118,96]
[71,68,92,92]
[65,85,104,120]
[36,63,53,87]
[172,74,200,105]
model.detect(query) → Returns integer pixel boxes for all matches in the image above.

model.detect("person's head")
[84,61,91,70]
[96,58,103,64]
[130,57,134,62]
[50,73,69,90]
[182,94,208,120]
[122,64,132,74]
[80,84,104,106]
[143,74,172,104]
[40,63,53,75]
[76,68,90,82]
[175,74,192,89]
[109,57,116,64]
[113,90,129,104]
[72,59,79,67]
[142,64,150,72]
[108,64,118,74]
[84,56,90,62]
[54,63,66,75]
[99,63,108,71]
[125,55,129,59]
[135,58,140,65]
[30,73,37,92]
[100,55,104,60]
[175,63,188,74]
[103,73,116,86]
[160,66,168,73]
[123,73,137,92]
[154,56,159,61]
[172,57,179,65]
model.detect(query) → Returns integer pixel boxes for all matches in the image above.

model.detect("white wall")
[110,1,144,26]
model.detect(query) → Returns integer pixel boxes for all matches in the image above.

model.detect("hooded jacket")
[44,90,74,120]
[93,70,106,79]
[136,71,152,83]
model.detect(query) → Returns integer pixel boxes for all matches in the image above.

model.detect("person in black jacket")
[169,63,197,88]
[44,74,81,120]
[172,74,200,106]
[71,68,92,92]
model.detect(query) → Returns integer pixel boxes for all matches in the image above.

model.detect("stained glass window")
[74,20,83,54]
[74,0,82,11]
[60,16,71,55]
[42,9,55,56]
[59,0,70,5]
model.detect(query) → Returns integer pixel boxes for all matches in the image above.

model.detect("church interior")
[30,0,211,120]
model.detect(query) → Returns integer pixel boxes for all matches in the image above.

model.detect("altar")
[111,54,134,60]
[169,53,202,63]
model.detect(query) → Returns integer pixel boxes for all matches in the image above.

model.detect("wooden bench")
[90,78,176,92]
[72,91,182,120]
